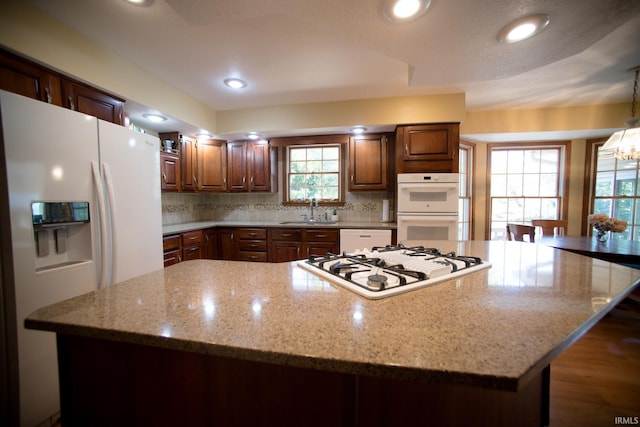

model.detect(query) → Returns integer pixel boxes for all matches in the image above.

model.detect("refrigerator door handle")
[91,161,109,289]
[102,162,118,286]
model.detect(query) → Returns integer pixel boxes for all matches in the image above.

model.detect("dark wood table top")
[539,236,640,267]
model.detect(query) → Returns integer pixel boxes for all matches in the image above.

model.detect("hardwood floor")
[550,311,640,426]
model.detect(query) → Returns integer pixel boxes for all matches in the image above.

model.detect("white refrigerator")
[0,89,163,426]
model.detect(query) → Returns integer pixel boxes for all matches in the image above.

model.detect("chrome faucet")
[309,198,317,222]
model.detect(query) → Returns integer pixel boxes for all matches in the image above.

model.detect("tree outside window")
[287,145,341,203]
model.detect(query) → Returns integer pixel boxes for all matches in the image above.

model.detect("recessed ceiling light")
[498,14,550,43]
[351,126,367,134]
[224,78,248,89]
[124,0,154,7]
[246,132,261,140]
[195,132,213,139]
[383,0,431,22]
[143,113,167,122]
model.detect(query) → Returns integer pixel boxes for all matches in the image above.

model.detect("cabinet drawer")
[238,240,267,252]
[270,229,302,241]
[182,230,203,245]
[163,235,181,252]
[163,249,182,267]
[303,229,338,242]
[182,244,202,260]
[237,228,267,240]
[237,251,268,262]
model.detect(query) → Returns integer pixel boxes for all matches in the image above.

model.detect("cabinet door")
[163,249,182,267]
[160,152,181,191]
[62,81,124,125]
[182,245,202,261]
[218,229,236,260]
[227,141,248,192]
[0,50,62,105]
[181,136,197,192]
[204,228,218,259]
[248,140,271,192]
[303,242,338,258]
[271,241,303,262]
[198,139,227,192]
[348,134,388,191]
[396,124,459,173]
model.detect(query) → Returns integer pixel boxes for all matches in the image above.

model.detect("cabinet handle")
[189,236,197,240]
[249,233,257,237]
[178,255,182,262]
[162,172,167,183]
[405,144,409,155]
[243,176,246,184]
[223,178,227,190]
[316,234,327,238]
[193,175,197,186]
[68,96,75,111]
[205,235,209,244]
[34,80,40,98]
[351,175,354,183]
[44,86,52,103]
[282,233,292,237]
[297,247,300,257]
[250,176,254,185]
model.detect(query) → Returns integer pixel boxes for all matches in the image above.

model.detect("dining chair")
[506,223,536,242]
[531,219,568,237]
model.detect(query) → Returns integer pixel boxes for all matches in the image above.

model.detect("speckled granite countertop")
[25,241,640,391]
[162,220,396,235]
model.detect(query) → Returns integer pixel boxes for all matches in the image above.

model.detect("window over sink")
[284,144,345,205]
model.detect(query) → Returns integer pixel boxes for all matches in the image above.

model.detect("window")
[587,140,639,240]
[487,142,569,240]
[285,144,343,203]
[459,142,474,240]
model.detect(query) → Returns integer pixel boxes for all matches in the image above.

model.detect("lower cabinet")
[164,226,342,265]
[270,229,303,262]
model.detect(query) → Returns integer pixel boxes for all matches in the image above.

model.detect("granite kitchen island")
[26,241,640,427]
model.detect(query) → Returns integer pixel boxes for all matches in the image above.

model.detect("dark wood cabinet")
[396,123,459,173]
[62,80,124,125]
[198,138,227,192]
[217,228,236,261]
[181,136,227,192]
[236,228,268,262]
[348,133,390,191]
[269,229,303,262]
[160,151,181,192]
[303,229,339,258]
[1,48,125,125]
[227,140,275,192]
[247,140,274,192]
[181,230,204,261]
[0,49,62,105]
[203,228,217,260]
[227,141,248,192]
[162,235,182,267]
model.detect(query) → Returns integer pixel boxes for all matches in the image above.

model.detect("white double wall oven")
[396,173,460,242]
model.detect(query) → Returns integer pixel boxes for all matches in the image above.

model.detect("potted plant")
[330,208,338,222]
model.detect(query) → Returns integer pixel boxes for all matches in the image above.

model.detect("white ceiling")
[23,0,640,140]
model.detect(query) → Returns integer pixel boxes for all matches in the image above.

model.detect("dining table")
[538,235,640,268]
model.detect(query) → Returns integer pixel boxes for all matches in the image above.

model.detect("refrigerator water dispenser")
[32,201,93,271]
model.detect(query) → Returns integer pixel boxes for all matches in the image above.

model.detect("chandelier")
[600,67,640,161]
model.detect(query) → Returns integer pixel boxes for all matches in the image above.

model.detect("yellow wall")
[0,1,217,133]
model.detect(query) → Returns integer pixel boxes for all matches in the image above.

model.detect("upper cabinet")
[197,138,228,192]
[62,80,124,125]
[0,48,125,125]
[181,136,227,192]
[348,133,392,191]
[228,140,275,192]
[160,151,181,192]
[395,123,459,173]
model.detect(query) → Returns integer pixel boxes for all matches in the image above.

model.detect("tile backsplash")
[161,191,394,225]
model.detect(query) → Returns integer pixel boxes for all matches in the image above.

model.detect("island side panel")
[56,334,357,427]
[56,333,547,427]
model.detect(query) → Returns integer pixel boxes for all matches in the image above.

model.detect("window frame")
[584,137,639,240]
[459,141,474,240]
[485,141,570,240]
[282,143,346,206]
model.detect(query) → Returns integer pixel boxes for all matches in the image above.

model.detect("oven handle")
[397,215,458,223]
[399,183,458,191]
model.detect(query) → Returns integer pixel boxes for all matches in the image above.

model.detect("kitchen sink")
[279,221,337,225]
